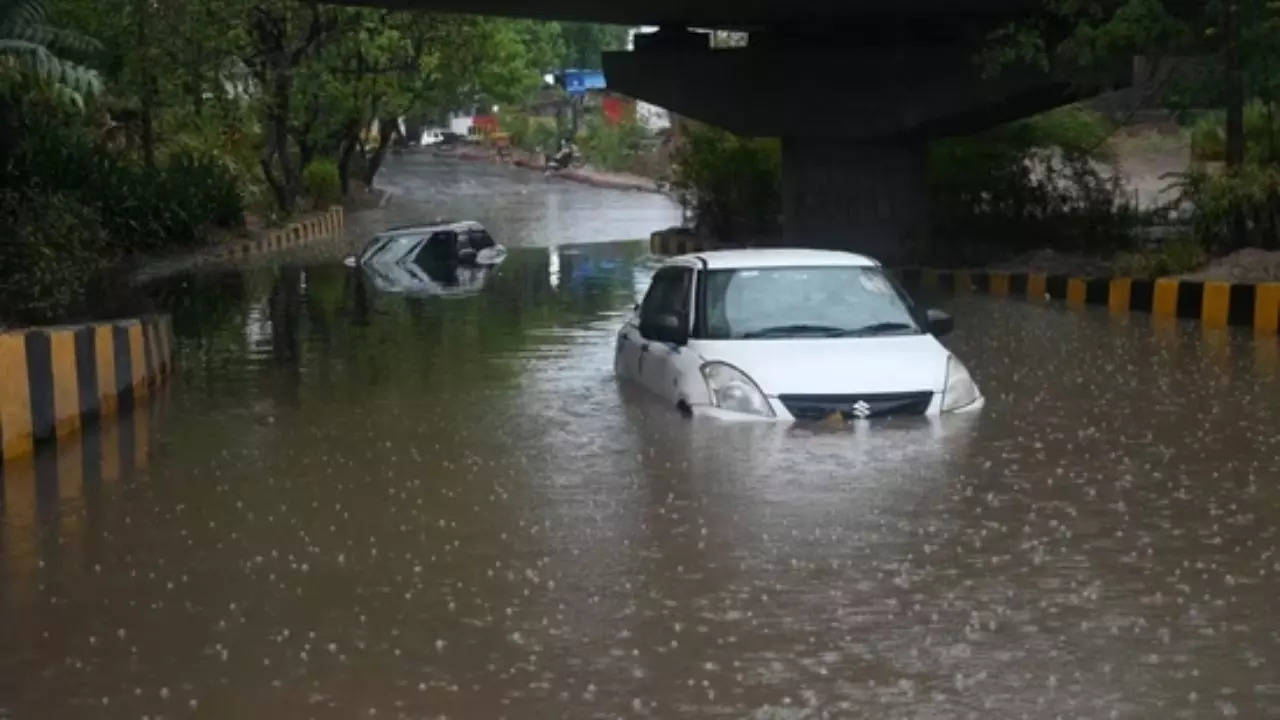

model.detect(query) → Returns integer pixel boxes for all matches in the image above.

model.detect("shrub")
[670,123,781,241]
[302,158,341,209]
[579,115,647,172]
[1187,102,1280,164]
[1164,165,1280,249]
[0,190,115,326]
[1112,236,1209,278]
[927,105,1140,264]
[4,125,243,254]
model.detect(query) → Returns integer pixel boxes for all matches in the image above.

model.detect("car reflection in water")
[362,255,498,299]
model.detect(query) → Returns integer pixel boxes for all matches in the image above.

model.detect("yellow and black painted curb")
[205,205,345,262]
[0,315,174,462]
[894,269,1280,335]
[647,233,1280,335]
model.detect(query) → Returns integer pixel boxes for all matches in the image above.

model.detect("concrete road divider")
[1,316,173,462]
[895,269,1280,335]
[206,205,344,263]
[648,237,1280,335]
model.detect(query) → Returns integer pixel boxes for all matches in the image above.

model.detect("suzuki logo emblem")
[850,400,872,419]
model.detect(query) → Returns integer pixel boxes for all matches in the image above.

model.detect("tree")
[242,0,337,213]
[555,22,627,69]
[0,0,101,105]
[0,0,101,163]
[295,12,557,195]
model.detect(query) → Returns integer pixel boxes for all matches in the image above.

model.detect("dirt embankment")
[990,247,1280,283]
[1180,248,1280,282]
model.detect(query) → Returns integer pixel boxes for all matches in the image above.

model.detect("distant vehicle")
[419,128,447,146]
[615,249,983,421]
[350,221,507,298]
[545,139,580,171]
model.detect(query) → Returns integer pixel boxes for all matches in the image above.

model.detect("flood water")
[3,157,1280,719]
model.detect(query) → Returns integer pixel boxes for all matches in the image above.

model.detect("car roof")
[670,248,879,270]
[379,220,484,236]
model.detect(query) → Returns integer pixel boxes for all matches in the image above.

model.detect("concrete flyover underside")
[339,0,1119,262]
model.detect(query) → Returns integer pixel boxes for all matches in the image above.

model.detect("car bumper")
[689,393,984,422]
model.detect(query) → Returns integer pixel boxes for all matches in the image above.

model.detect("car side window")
[415,231,457,265]
[640,267,692,326]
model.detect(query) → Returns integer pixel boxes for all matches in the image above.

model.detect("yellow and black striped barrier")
[648,237,1280,334]
[896,269,1280,335]
[1,315,173,462]
[204,205,345,263]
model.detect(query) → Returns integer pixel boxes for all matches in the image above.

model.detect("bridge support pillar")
[781,138,929,264]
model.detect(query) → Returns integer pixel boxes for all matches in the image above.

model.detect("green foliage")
[1189,102,1280,162]
[302,157,340,209]
[671,123,781,241]
[7,123,242,253]
[0,0,101,108]
[500,109,557,153]
[982,0,1193,81]
[1165,165,1280,249]
[578,114,645,171]
[1112,236,1209,278]
[0,188,112,325]
[928,106,1139,263]
[554,22,628,69]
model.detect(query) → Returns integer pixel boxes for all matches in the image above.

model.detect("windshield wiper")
[834,321,918,336]
[741,324,851,338]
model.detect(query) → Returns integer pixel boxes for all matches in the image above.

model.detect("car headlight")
[941,355,980,412]
[701,362,775,417]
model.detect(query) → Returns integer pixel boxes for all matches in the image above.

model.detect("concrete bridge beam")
[605,32,1117,260]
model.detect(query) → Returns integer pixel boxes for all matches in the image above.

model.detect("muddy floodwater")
[3,157,1280,719]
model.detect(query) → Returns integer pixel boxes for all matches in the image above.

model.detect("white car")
[356,221,507,268]
[614,249,983,421]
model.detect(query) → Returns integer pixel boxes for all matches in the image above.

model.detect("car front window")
[702,266,921,339]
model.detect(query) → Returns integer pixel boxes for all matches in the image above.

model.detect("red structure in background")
[601,95,635,125]
[472,114,499,135]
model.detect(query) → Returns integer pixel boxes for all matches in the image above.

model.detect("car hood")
[692,334,949,396]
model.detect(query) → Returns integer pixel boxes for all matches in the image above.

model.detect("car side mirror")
[640,313,689,346]
[926,308,954,337]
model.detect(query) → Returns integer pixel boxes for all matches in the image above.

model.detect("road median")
[1,316,173,463]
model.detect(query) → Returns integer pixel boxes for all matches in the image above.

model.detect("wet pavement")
[3,157,1280,719]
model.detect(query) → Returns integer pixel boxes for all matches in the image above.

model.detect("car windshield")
[702,266,921,339]
[362,234,423,264]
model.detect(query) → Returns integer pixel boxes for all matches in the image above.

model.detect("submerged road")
[2,156,1280,718]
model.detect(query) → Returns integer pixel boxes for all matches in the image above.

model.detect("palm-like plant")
[0,0,102,108]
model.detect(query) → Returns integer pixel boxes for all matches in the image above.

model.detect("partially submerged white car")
[350,221,508,298]
[615,249,983,421]
[356,220,507,268]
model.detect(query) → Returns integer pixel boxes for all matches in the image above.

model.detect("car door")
[637,265,694,401]
[618,266,679,387]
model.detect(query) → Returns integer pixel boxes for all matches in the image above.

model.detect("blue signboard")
[559,69,607,96]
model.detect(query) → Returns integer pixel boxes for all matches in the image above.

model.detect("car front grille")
[779,392,934,421]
